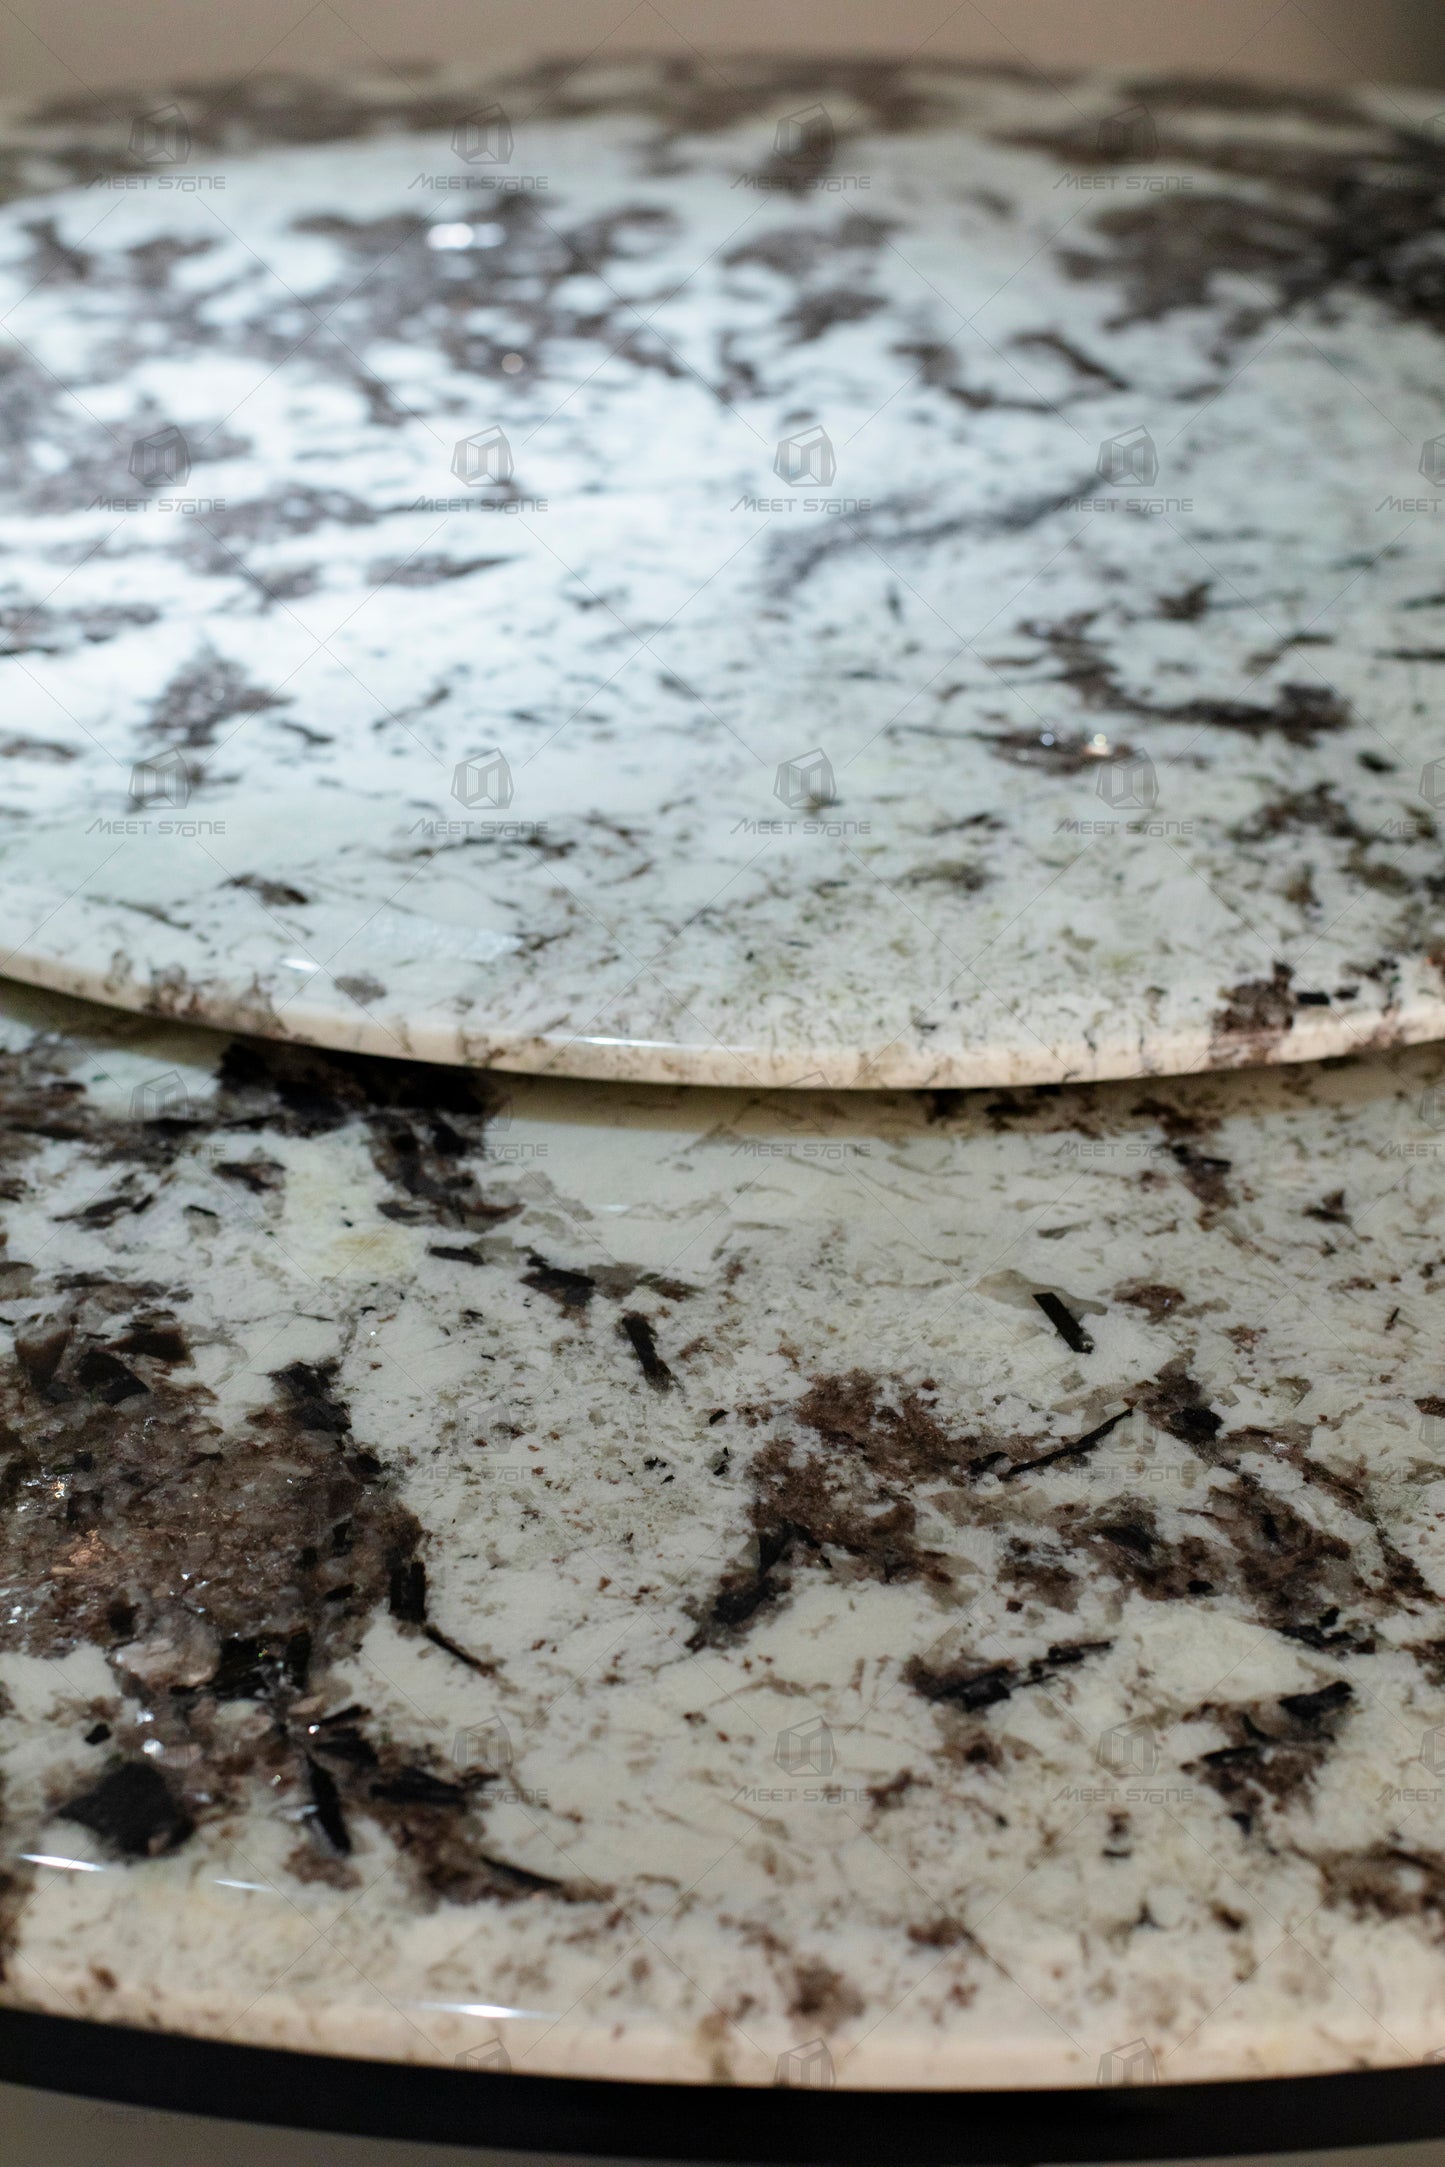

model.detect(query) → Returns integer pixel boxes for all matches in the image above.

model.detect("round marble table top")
[0,61,1444,1086]
[1,975,1445,2092]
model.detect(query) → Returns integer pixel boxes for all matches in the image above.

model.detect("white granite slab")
[0,63,1443,1085]
[0,977,1443,2087]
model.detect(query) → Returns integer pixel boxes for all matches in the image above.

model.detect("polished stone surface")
[0,978,1443,2085]
[0,64,1444,1084]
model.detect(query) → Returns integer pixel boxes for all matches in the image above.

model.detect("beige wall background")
[2,0,1445,108]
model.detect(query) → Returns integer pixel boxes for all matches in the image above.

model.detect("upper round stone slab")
[1,59,1444,1085]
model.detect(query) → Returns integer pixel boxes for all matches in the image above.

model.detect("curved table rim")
[0,2008,1443,2160]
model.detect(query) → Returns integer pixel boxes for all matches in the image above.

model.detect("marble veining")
[0,64,1443,1083]
[0,979,1444,2085]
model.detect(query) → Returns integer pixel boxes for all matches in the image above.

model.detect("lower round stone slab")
[7,2008,1445,2161]
[0,976,1443,2088]
[1,63,1444,1084]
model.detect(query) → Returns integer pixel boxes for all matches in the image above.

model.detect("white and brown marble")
[0,979,1443,2085]
[0,64,1443,1084]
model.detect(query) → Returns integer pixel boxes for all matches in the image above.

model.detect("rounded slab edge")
[0,948,1442,1092]
[1,2007,1444,2162]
